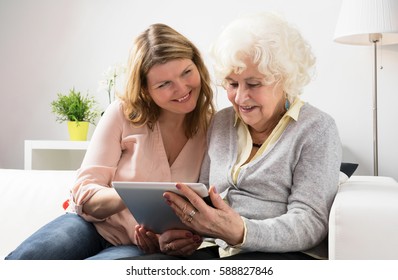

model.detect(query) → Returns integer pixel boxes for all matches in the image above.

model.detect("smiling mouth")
[239,105,256,112]
[175,93,190,102]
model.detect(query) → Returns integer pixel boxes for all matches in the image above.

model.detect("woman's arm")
[71,101,126,221]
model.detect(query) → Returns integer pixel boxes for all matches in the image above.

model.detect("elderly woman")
[133,12,342,260]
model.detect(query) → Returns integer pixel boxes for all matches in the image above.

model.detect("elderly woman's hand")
[164,183,244,246]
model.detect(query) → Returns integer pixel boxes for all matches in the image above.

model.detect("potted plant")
[51,88,99,141]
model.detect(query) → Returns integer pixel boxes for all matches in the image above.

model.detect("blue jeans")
[5,213,143,260]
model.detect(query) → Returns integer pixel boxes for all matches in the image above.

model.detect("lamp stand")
[370,33,381,176]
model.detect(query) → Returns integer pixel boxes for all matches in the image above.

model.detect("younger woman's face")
[146,59,201,116]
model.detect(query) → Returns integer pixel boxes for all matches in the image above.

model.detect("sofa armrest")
[329,175,398,259]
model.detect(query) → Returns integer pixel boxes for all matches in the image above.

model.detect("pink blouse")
[69,100,206,245]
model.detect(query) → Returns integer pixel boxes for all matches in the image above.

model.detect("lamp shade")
[334,0,398,45]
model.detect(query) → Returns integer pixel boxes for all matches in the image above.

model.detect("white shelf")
[24,140,89,170]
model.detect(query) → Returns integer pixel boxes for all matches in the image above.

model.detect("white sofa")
[0,169,76,259]
[1,168,398,259]
[329,175,398,259]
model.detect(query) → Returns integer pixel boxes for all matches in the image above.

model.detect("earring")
[284,99,290,111]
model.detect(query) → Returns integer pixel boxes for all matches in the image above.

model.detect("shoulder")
[212,106,235,125]
[98,99,125,124]
[96,99,139,134]
[104,99,124,115]
[293,103,340,148]
[298,103,337,130]
[207,107,236,135]
[206,107,236,141]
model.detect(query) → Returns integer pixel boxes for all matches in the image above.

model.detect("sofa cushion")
[0,169,76,259]
[339,162,359,185]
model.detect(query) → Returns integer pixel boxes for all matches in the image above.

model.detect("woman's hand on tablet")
[159,230,202,256]
[135,226,202,256]
[134,225,160,253]
[164,183,244,246]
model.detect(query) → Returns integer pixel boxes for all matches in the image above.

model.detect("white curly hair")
[209,12,316,102]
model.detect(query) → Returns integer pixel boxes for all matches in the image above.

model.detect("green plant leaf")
[51,88,99,125]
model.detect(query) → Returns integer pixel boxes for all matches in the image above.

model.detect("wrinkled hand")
[134,225,160,254]
[159,230,202,256]
[164,184,244,246]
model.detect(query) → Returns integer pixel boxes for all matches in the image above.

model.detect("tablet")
[112,181,212,233]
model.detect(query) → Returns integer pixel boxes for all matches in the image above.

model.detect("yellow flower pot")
[67,121,89,141]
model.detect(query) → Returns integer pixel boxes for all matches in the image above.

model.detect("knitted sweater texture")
[199,103,342,256]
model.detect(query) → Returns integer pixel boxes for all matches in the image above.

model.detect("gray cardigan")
[199,103,342,257]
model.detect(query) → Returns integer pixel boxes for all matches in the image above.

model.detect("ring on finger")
[164,243,172,251]
[188,209,196,217]
[186,216,193,223]
[182,203,188,214]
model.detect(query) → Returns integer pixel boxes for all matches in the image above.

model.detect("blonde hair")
[210,12,316,102]
[120,23,215,138]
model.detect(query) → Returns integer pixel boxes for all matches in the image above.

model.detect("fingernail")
[212,186,218,194]
[163,193,170,200]
[185,232,193,238]
[176,183,182,190]
[193,235,202,243]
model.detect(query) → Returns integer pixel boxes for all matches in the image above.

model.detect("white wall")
[1,0,397,180]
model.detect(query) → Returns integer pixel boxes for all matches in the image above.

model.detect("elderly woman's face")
[224,59,285,132]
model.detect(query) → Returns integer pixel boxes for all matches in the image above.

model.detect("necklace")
[252,142,262,148]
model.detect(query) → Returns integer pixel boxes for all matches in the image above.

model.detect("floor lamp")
[333,0,398,176]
